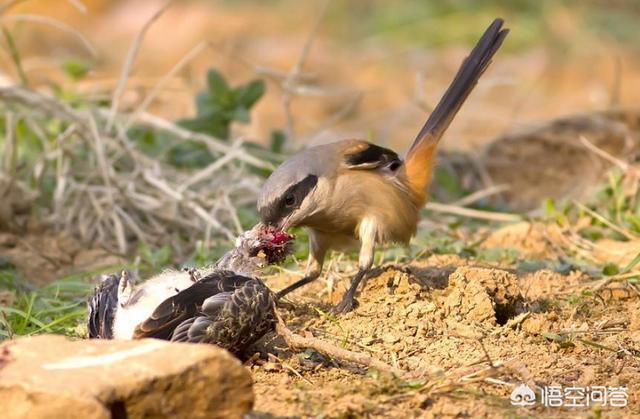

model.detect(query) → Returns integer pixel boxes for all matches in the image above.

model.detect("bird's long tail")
[404,18,508,199]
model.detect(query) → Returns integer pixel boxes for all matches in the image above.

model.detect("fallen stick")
[424,202,521,222]
[274,311,398,375]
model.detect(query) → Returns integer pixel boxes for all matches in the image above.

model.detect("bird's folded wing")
[343,141,402,171]
[170,292,233,343]
[133,271,254,340]
[169,280,277,356]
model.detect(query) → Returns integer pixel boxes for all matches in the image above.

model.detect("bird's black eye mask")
[259,174,318,226]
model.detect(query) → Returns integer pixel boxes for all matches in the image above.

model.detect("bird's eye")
[284,194,296,207]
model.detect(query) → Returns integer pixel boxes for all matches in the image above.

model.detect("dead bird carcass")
[87,225,293,358]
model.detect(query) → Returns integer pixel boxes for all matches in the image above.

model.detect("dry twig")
[274,311,397,374]
[573,200,638,240]
[424,202,521,222]
[450,184,510,207]
[579,135,629,171]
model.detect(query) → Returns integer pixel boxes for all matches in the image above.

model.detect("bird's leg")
[332,218,376,314]
[275,251,323,299]
[275,269,320,299]
[331,268,368,314]
[276,232,326,299]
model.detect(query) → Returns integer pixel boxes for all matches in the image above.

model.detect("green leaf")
[167,140,215,168]
[578,226,604,241]
[543,198,556,216]
[128,127,172,158]
[236,79,265,108]
[270,130,286,153]
[622,252,640,273]
[567,294,581,305]
[181,69,265,140]
[231,106,250,123]
[178,114,230,140]
[602,263,620,276]
[195,91,218,116]
[206,69,230,97]
[62,58,91,81]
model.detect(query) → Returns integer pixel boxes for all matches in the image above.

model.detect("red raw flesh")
[259,226,293,246]
[271,231,293,245]
[253,226,294,264]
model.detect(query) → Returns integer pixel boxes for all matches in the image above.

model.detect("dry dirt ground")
[248,233,640,418]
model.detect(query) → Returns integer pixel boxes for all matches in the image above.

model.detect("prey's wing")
[133,271,253,340]
[169,292,234,343]
[87,274,120,339]
[170,279,276,357]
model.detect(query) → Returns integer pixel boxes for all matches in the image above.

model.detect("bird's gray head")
[257,153,320,231]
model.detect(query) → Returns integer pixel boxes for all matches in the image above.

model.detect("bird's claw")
[331,295,359,314]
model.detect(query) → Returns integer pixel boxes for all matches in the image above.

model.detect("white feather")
[112,268,215,340]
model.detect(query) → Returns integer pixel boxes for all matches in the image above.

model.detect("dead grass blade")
[106,0,174,131]
[1,14,96,57]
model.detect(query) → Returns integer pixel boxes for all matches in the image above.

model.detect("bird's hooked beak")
[276,214,293,232]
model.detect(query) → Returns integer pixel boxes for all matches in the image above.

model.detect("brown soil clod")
[444,266,523,326]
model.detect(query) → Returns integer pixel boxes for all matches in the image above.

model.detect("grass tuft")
[0,268,93,339]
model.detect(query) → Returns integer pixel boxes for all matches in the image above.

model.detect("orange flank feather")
[404,133,438,203]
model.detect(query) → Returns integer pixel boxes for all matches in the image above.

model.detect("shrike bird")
[257,19,509,313]
[87,226,293,358]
